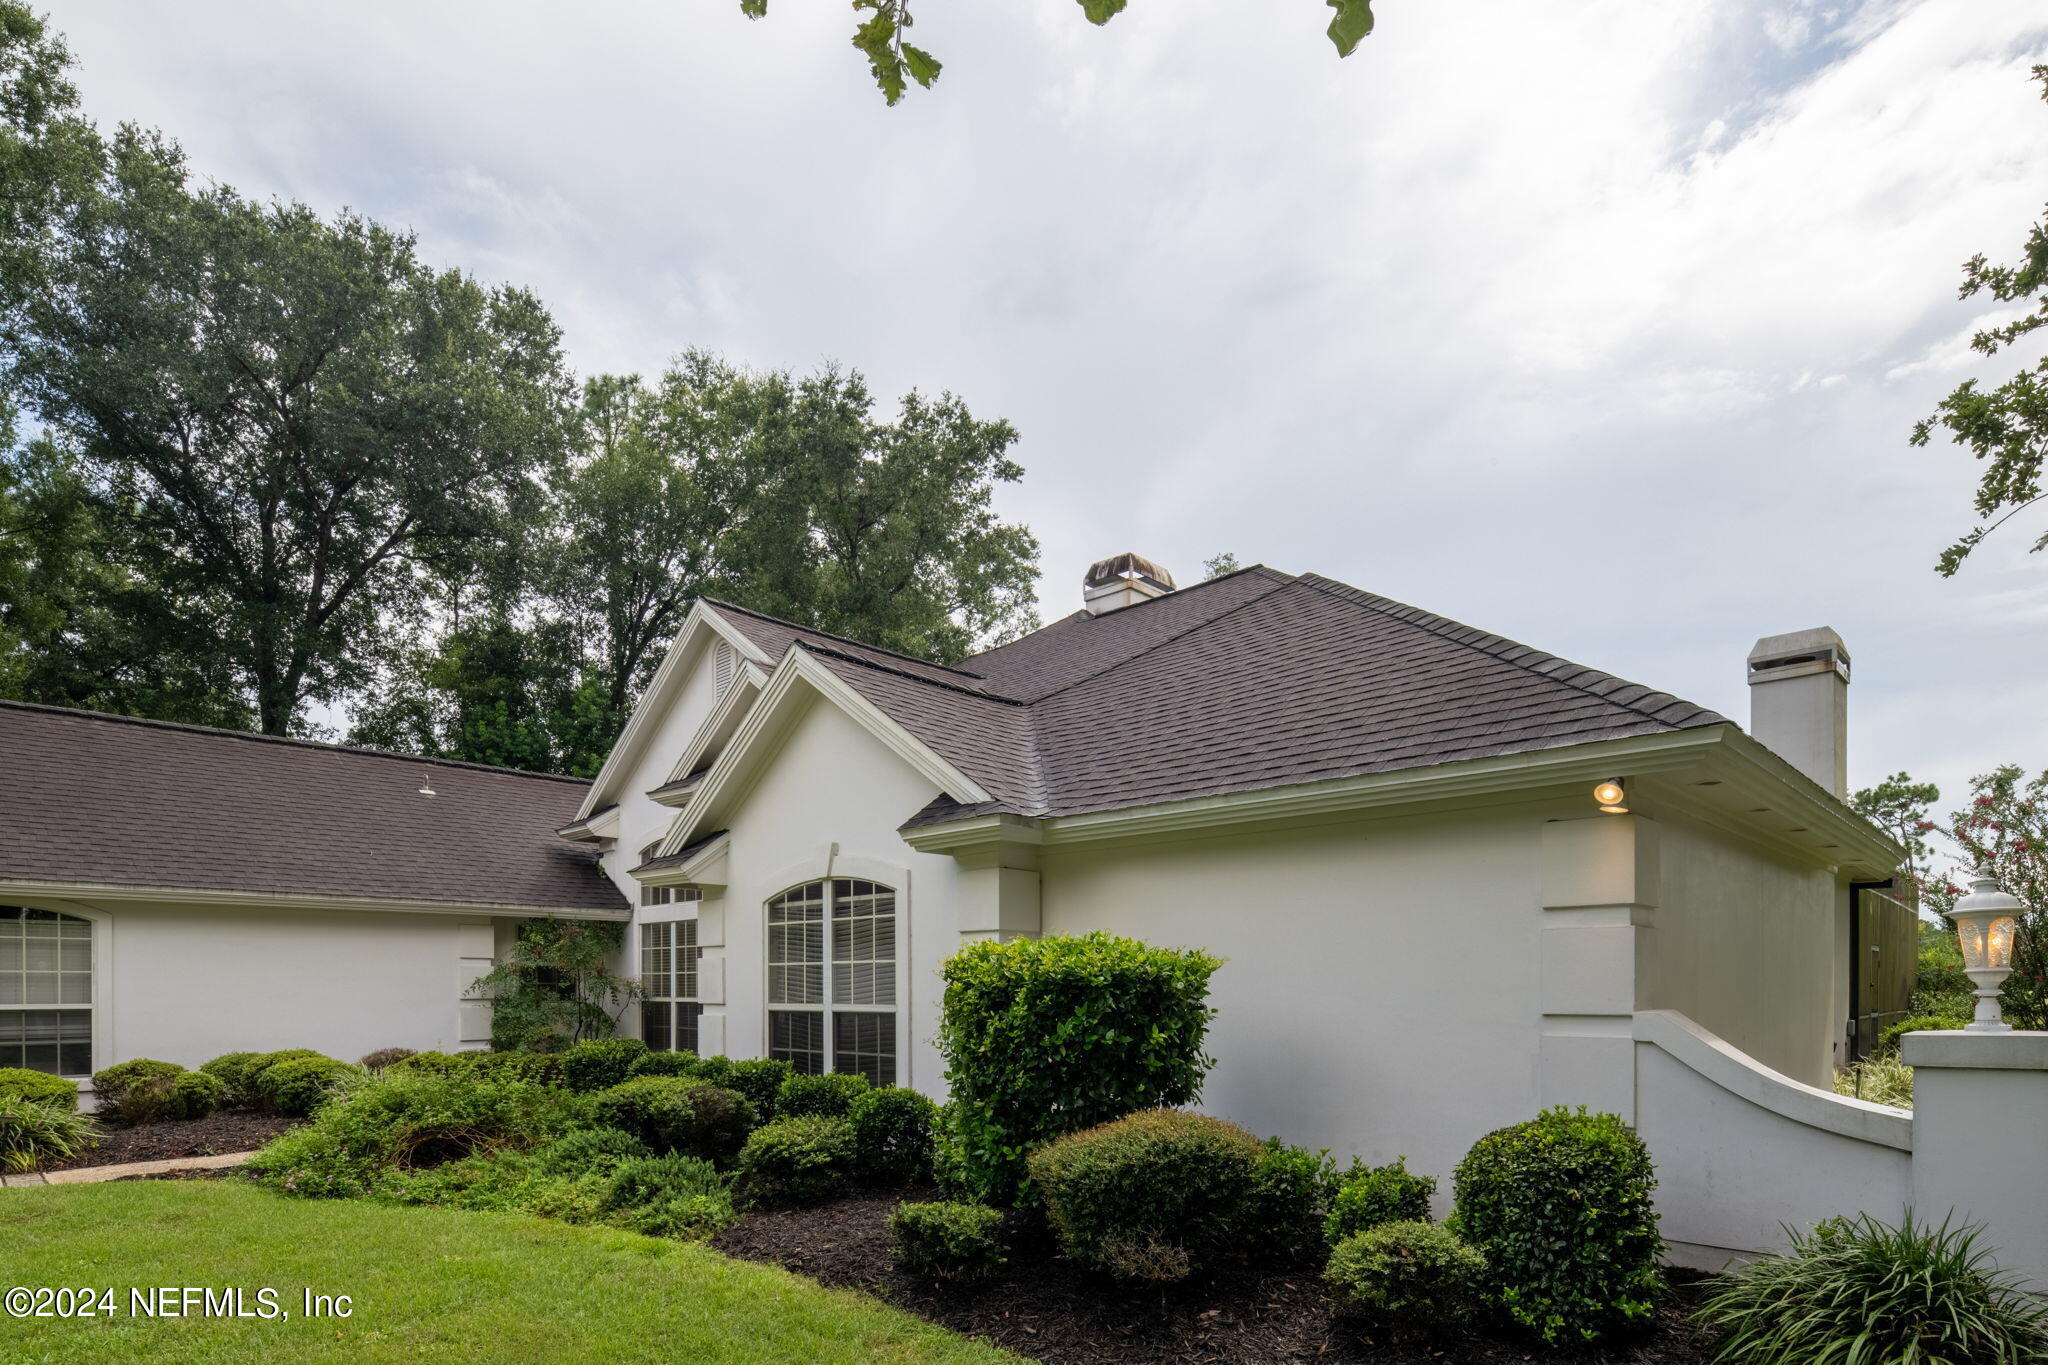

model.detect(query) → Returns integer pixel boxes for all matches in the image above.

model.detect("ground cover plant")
[0,1181,1017,1365]
[1698,1212,2048,1365]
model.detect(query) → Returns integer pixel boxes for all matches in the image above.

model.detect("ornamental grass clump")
[1324,1221,1487,1336]
[1832,1054,1915,1110]
[939,931,1221,1203]
[0,1094,99,1172]
[1451,1106,1664,1345]
[1326,1157,1436,1245]
[1698,1213,2048,1365]
[891,1201,1006,1281]
[1027,1108,1262,1284]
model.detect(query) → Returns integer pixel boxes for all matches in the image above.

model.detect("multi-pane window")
[767,879,896,1085]
[642,884,698,909]
[0,908,92,1075]
[640,917,704,1055]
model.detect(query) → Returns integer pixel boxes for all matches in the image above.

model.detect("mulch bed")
[712,1189,1718,1365]
[42,1110,300,1172]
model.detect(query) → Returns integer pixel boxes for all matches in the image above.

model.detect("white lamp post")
[1951,870,2022,1033]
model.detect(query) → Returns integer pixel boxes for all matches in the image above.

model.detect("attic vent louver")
[714,640,735,695]
[1083,552,1176,616]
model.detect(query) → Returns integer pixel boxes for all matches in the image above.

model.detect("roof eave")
[0,879,631,921]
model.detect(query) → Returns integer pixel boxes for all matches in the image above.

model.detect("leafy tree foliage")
[1201,551,1242,580]
[469,919,640,1051]
[1916,67,2048,575]
[740,0,1376,106]
[1851,771,1942,889]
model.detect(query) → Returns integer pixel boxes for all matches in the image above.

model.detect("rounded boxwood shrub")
[562,1037,648,1092]
[719,1059,793,1120]
[1698,1212,2048,1365]
[849,1085,940,1183]
[735,1115,857,1205]
[891,1200,1006,1281]
[1325,1220,1487,1334]
[0,1094,100,1172]
[90,1058,185,1123]
[0,1067,78,1111]
[1243,1138,1341,1269]
[198,1052,266,1107]
[1451,1106,1664,1344]
[243,1049,326,1107]
[259,1057,357,1117]
[592,1076,754,1162]
[940,932,1221,1203]
[774,1071,870,1120]
[624,1051,702,1080]
[1326,1156,1435,1245]
[1026,1108,1262,1283]
[165,1069,228,1120]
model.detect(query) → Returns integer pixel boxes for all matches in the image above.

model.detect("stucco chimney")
[1746,627,1850,798]
[1083,553,1175,615]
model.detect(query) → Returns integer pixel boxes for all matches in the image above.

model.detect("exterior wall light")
[1593,779,1627,814]
[1951,869,2022,1032]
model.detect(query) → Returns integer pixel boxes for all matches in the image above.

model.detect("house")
[0,556,1902,1192]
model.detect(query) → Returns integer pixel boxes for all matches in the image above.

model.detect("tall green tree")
[738,0,1377,105]
[0,92,580,732]
[1916,66,2048,575]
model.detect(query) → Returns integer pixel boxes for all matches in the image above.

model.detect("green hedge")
[1878,1015,1968,1054]
[1325,1221,1487,1332]
[735,1116,857,1206]
[1451,1106,1664,1344]
[591,1076,753,1162]
[89,1059,185,1123]
[891,1201,1005,1281]
[561,1038,648,1092]
[775,1071,870,1120]
[938,932,1220,1203]
[259,1057,356,1117]
[849,1086,940,1183]
[1242,1138,1341,1269]
[0,1068,78,1111]
[1027,1108,1260,1283]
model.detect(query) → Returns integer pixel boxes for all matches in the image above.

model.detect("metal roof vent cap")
[1083,553,1176,616]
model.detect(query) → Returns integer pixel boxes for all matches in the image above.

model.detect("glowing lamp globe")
[1593,779,1627,814]
[1951,869,2022,1033]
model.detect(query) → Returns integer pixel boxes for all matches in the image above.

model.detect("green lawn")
[0,1181,1018,1365]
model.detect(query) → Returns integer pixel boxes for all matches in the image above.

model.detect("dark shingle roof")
[705,566,1731,830]
[0,701,628,914]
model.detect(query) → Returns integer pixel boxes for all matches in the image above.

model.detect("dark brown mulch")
[711,1189,1718,1365]
[42,1110,300,1172]
[110,1167,240,1182]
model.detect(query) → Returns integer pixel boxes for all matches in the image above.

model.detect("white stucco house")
[0,556,1904,1201]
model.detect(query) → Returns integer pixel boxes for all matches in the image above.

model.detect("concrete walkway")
[2,1150,255,1187]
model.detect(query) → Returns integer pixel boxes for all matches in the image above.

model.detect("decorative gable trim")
[663,645,993,854]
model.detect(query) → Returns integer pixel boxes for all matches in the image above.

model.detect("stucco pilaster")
[1538,814,1657,1120]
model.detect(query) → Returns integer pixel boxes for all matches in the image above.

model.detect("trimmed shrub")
[246,1070,588,1198]
[358,1047,417,1072]
[1451,1106,1663,1345]
[391,1050,564,1086]
[166,1069,228,1120]
[0,1068,78,1111]
[624,1051,702,1079]
[1027,1108,1262,1283]
[1326,1157,1436,1245]
[260,1057,358,1117]
[592,1076,754,1162]
[0,1095,99,1172]
[849,1085,940,1183]
[1699,1212,2048,1365]
[244,1049,326,1108]
[533,1126,651,1176]
[735,1115,858,1205]
[1243,1139,1342,1268]
[940,931,1221,1202]
[891,1201,1006,1281]
[562,1037,648,1092]
[198,1052,266,1107]
[720,1059,793,1120]
[1325,1221,1487,1334]
[775,1071,870,1120]
[1878,1014,1968,1055]
[604,1154,737,1239]
[90,1058,185,1123]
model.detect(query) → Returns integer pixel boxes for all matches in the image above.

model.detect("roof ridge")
[961,563,1296,666]
[0,697,596,785]
[796,642,1027,705]
[1290,574,1730,731]
[700,598,991,680]
[1008,570,1299,706]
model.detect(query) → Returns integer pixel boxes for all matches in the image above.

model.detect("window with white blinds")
[0,907,92,1076]
[766,879,896,1085]
[639,917,703,1056]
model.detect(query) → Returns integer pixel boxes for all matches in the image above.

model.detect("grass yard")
[0,1181,1018,1365]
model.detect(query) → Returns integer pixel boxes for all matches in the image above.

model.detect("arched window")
[0,907,93,1076]
[766,878,896,1085]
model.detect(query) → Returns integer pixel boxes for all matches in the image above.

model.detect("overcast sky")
[45,0,2048,810]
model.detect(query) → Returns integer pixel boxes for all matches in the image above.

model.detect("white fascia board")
[574,602,771,820]
[660,662,767,787]
[0,879,630,922]
[636,832,731,890]
[662,646,992,855]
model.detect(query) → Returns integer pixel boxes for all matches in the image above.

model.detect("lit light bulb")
[1593,779,1627,813]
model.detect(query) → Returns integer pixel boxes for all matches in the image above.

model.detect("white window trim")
[760,858,910,1086]
[0,898,113,1081]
